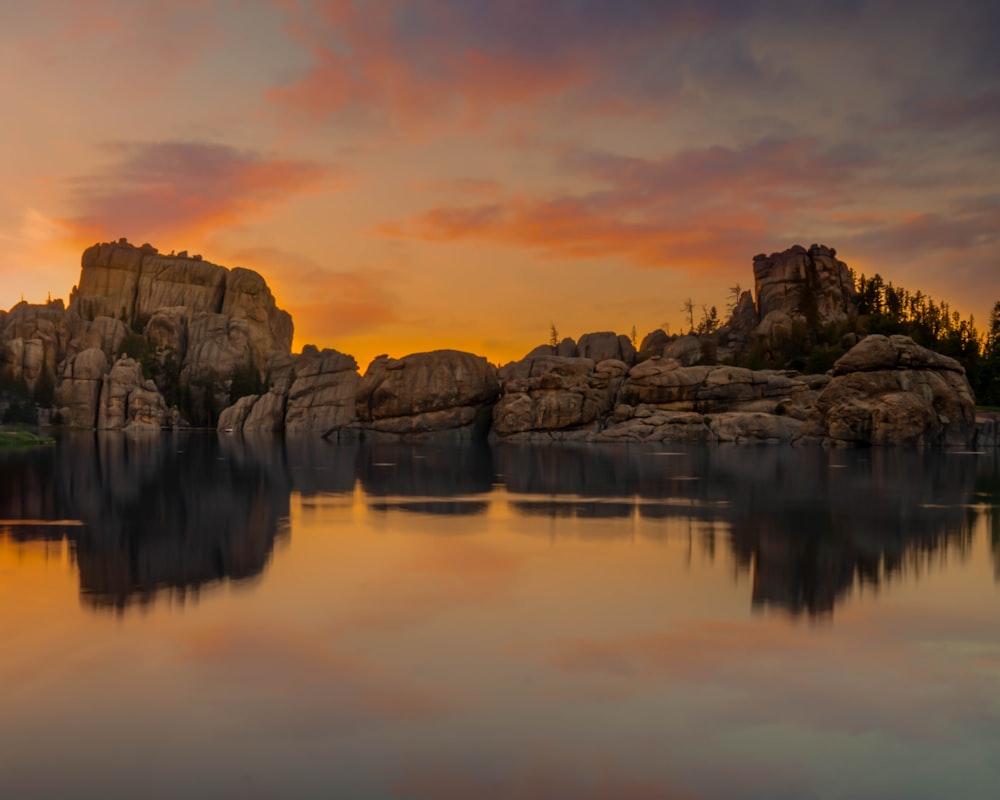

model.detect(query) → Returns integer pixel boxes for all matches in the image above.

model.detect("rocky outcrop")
[713,244,860,365]
[216,389,286,433]
[221,268,294,371]
[243,389,286,433]
[588,359,824,443]
[217,395,257,432]
[800,335,976,446]
[356,350,499,439]
[0,300,70,391]
[55,348,110,427]
[576,331,636,366]
[71,238,292,372]
[493,356,628,440]
[181,313,256,387]
[97,358,168,432]
[753,244,858,325]
[284,347,360,435]
[618,360,824,415]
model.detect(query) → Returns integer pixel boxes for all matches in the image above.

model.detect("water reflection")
[1,434,998,616]
[0,433,291,610]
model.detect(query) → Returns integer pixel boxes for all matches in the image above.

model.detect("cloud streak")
[60,141,332,243]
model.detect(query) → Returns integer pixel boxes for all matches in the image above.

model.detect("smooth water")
[2,434,999,799]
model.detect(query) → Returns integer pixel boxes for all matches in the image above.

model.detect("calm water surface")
[2,434,999,799]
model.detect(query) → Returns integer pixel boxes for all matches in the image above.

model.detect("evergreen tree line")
[855,274,1000,407]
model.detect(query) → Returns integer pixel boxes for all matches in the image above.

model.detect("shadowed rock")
[356,350,499,440]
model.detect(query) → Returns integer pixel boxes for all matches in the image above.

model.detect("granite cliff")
[0,240,991,447]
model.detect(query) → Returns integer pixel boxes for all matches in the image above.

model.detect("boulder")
[221,268,294,371]
[662,335,703,366]
[493,356,627,439]
[800,335,976,446]
[356,350,499,439]
[619,359,819,414]
[217,395,257,432]
[97,358,168,431]
[55,347,110,427]
[243,389,286,433]
[284,349,360,434]
[577,331,636,366]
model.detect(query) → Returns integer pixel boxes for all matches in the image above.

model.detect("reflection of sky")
[2,485,999,799]
[2,2,1000,368]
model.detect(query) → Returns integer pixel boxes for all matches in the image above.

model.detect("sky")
[2,0,998,369]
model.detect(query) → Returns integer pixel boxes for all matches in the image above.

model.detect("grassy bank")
[0,428,56,450]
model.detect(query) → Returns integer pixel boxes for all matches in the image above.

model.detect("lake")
[2,434,999,799]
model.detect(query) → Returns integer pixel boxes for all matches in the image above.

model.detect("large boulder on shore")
[800,335,976,446]
[55,347,110,427]
[493,355,628,440]
[356,350,499,439]
[284,347,360,435]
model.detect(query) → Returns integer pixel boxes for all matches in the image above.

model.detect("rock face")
[55,348,110,427]
[2,239,991,448]
[97,358,169,432]
[284,348,360,435]
[714,244,860,364]
[753,244,858,325]
[71,239,293,372]
[592,359,825,443]
[493,356,628,440]
[801,335,976,446]
[576,332,636,366]
[356,350,499,439]
[0,300,70,392]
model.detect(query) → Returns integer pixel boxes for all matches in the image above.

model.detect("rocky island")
[0,240,995,447]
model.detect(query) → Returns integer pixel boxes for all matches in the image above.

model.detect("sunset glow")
[3,1,998,368]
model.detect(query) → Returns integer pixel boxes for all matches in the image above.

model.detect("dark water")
[2,434,999,799]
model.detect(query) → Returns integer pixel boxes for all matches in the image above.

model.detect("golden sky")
[2,0,999,369]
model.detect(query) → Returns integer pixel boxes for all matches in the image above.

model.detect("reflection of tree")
[3,436,996,618]
[0,433,293,612]
[496,443,986,617]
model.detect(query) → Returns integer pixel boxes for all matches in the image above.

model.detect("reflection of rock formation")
[496,443,984,616]
[0,433,292,611]
[2,437,995,616]
[357,442,494,499]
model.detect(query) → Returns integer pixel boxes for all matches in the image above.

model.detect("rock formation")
[284,347,360,435]
[799,335,976,446]
[1,239,993,447]
[71,239,292,372]
[356,350,499,440]
[97,357,169,432]
[55,348,110,427]
[493,356,628,440]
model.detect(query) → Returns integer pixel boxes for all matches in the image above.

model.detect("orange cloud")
[58,141,333,246]
[225,246,399,345]
[375,137,879,274]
